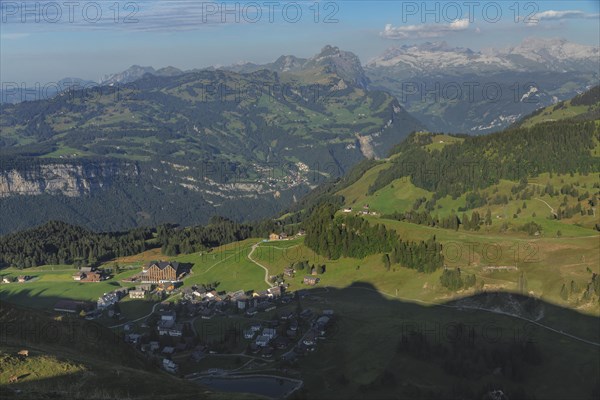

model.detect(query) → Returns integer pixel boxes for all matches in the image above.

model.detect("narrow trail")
[248,242,273,288]
[534,197,557,216]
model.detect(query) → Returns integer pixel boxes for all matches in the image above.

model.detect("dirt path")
[248,242,273,288]
[534,197,558,217]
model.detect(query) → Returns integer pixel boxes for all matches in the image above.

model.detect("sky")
[1,0,599,82]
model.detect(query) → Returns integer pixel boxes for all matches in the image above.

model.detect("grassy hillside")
[0,302,247,400]
[292,286,600,400]
[516,85,600,128]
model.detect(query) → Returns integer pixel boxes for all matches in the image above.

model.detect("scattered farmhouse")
[303,276,320,286]
[162,358,178,373]
[72,271,102,282]
[129,289,146,299]
[269,232,289,240]
[97,289,126,309]
[157,311,183,337]
[255,335,271,347]
[267,286,283,299]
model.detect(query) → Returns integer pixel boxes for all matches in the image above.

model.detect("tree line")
[0,221,152,269]
[304,203,443,273]
[369,120,599,199]
[0,216,285,269]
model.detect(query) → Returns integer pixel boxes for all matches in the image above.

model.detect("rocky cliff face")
[0,162,138,198]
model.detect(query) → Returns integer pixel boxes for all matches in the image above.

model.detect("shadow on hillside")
[1,283,599,399]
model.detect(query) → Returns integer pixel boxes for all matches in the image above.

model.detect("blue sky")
[1,0,599,82]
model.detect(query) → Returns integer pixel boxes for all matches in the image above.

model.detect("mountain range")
[0,46,422,234]
[366,38,599,76]
[365,38,598,133]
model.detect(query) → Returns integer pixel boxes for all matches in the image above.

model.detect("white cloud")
[381,19,470,39]
[524,10,599,25]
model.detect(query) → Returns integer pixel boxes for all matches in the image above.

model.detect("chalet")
[303,331,317,346]
[228,290,247,309]
[243,329,255,339]
[1,278,10,284]
[269,232,288,240]
[97,292,120,309]
[158,321,183,337]
[81,271,102,282]
[284,267,295,277]
[303,276,320,286]
[157,311,182,336]
[269,233,280,241]
[17,276,28,283]
[296,229,306,236]
[96,288,127,309]
[255,335,271,347]
[141,261,181,283]
[149,341,160,352]
[254,290,269,298]
[290,320,299,331]
[316,316,331,334]
[72,272,84,281]
[163,359,178,373]
[73,271,102,282]
[267,286,283,299]
[160,310,176,321]
[129,289,146,299]
[262,328,277,339]
[342,207,353,213]
[161,346,175,355]
[125,334,142,344]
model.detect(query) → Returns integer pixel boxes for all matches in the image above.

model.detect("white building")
[256,335,270,347]
[262,328,277,339]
